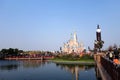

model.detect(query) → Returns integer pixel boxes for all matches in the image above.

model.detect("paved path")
[96,62,112,80]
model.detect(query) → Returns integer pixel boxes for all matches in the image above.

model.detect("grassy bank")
[52,58,94,62]
[52,54,95,64]
[52,58,95,65]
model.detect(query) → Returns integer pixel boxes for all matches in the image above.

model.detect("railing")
[101,57,120,80]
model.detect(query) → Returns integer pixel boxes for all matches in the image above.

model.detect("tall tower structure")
[96,25,101,41]
[73,32,77,42]
[94,24,104,52]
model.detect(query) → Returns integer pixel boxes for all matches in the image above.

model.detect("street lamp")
[94,25,104,52]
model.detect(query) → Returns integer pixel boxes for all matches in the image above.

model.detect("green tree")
[94,40,104,52]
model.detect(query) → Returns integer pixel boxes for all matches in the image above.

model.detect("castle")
[62,32,84,54]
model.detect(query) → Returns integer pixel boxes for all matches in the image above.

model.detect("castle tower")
[73,32,77,42]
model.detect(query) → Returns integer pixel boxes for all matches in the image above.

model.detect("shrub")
[54,54,94,61]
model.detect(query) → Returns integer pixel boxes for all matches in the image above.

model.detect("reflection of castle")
[62,32,84,54]
[56,64,93,80]
[66,66,79,80]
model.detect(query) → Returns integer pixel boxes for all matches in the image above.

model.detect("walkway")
[95,53,120,80]
[94,53,112,80]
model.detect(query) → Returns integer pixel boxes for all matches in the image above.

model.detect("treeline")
[0,48,23,57]
[24,51,54,57]
[107,45,120,52]
[0,48,55,59]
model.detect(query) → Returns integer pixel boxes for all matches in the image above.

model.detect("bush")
[54,54,94,61]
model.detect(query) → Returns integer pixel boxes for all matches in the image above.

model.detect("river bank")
[53,61,95,65]
[52,59,95,65]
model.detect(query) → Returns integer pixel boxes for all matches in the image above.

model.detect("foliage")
[24,51,54,57]
[54,54,94,61]
[118,48,120,53]
[0,48,23,56]
[94,40,104,51]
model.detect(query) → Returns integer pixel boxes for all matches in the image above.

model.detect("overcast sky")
[0,0,120,51]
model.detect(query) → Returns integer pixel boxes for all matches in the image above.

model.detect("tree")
[108,45,113,51]
[1,49,8,54]
[94,40,104,52]
[113,44,118,49]
[8,48,14,55]
[118,47,120,53]
[0,48,23,56]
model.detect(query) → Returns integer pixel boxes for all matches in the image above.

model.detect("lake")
[0,60,98,80]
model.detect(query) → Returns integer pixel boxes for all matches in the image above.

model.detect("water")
[0,60,97,80]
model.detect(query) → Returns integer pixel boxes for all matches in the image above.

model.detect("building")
[62,32,84,54]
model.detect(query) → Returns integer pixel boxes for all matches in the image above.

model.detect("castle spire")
[73,32,77,42]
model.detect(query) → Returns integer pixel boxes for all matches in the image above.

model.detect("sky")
[0,0,120,51]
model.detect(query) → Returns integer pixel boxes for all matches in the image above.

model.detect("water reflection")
[0,60,18,71]
[0,60,50,71]
[0,60,97,80]
[56,63,95,80]
[0,64,18,71]
[22,60,50,68]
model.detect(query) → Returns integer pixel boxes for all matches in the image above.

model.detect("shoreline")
[4,57,43,60]
[1,58,95,65]
[52,60,95,65]
[2,56,54,60]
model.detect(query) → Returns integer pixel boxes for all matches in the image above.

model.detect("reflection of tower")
[71,66,79,80]
[96,25,101,41]
[75,66,79,80]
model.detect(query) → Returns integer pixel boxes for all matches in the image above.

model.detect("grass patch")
[52,54,94,62]
[52,58,94,62]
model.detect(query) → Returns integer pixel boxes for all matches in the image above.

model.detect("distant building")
[62,32,84,54]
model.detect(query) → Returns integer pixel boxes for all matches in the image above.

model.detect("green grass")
[51,54,95,63]
[52,58,94,62]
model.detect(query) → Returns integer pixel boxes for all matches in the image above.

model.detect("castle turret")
[73,32,77,42]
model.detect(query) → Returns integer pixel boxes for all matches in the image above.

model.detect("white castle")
[62,32,84,54]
